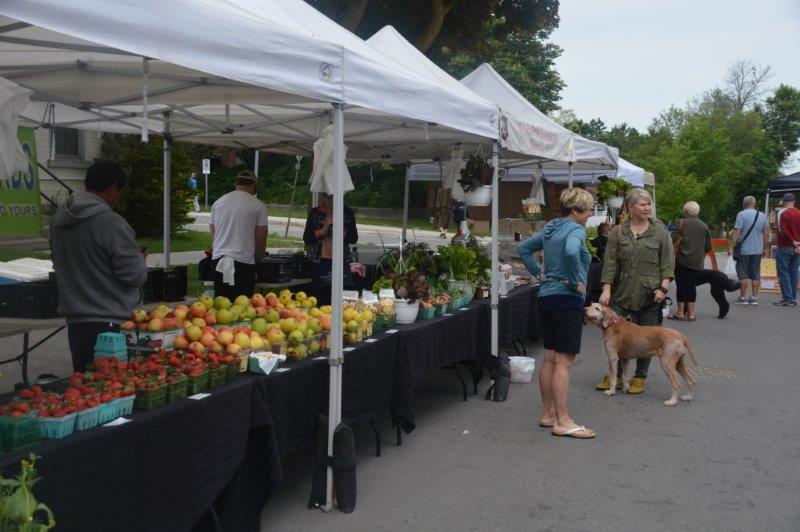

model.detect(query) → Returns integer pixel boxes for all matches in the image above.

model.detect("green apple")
[214,296,232,310]
[234,295,251,308]
[216,308,235,325]
[252,318,269,336]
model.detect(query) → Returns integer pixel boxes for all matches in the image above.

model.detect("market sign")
[499,114,575,163]
[0,127,42,236]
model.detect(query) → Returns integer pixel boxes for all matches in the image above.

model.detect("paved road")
[188,212,467,249]
[259,288,800,531]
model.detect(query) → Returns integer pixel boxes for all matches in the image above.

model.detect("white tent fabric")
[0,77,31,178]
[617,157,655,187]
[408,156,650,186]
[461,64,618,169]
[308,125,354,194]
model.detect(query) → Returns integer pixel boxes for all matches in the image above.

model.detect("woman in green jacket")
[595,188,675,395]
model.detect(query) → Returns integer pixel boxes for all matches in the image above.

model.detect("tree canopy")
[562,62,800,227]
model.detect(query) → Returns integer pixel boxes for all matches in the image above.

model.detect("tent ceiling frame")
[238,104,317,141]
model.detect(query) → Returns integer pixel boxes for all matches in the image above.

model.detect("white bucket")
[395,299,420,324]
[510,356,536,383]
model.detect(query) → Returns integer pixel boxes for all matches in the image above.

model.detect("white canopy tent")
[1,0,502,512]
[461,64,619,179]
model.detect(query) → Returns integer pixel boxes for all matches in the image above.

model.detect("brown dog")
[583,303,699,406]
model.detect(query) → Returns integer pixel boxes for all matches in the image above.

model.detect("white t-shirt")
[209,190,268,264]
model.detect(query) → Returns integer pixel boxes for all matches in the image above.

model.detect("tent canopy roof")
[767,171,800,192]
[460,63,618,169]
[2,0,499,161]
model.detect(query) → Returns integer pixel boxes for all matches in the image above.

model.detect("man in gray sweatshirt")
[51,161,148,371]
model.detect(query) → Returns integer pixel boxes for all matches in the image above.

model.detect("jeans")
[775,247,800,302]
[612,302,660,379]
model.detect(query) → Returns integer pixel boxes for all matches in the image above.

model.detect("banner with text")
[0,127,42,236]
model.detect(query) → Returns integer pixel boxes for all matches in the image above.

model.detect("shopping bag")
[723,256,737,279]
[509,356,536,383]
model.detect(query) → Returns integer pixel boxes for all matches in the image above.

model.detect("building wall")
[34,127,102,202]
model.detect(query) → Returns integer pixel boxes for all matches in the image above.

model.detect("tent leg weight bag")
[484,352,511,402]
[308,415,329,509]
[332,422,357,513]
[307,416,357,513]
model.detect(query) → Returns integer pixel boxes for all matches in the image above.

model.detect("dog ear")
[601,306,614,328]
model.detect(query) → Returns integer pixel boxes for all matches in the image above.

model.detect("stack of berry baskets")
[0,401,41,451]
[166,370,189,403]
[134,376,168,411]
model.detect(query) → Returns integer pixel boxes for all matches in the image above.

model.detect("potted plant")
[0,454,56,531]
[597,177,630,209]
[376,243,435,324]
[436,237,491,302]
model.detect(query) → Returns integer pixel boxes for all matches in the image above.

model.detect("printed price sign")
[343,290,359,301]
[378,288,396,299]
[202,158,210,174]
[362,291,378,304]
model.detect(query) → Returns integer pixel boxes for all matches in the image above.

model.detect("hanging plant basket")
[606,196,624,209]
[465,186,492,206]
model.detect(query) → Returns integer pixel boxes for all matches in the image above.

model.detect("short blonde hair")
[560,187,594,215]
[683,201,700,216]
[627,187,652,207]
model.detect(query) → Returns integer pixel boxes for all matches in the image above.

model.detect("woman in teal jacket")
[518,188,595,439]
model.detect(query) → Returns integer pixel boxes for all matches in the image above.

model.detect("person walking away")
[595,188,674,395]
[50,161,148,372]
[729,196,769,305]
[188,172,200,212]
[671,201,712,320]
[773,193,800,306]
[518,188,596,439]
[209,170,268,299]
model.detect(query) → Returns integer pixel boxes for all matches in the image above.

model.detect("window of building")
[53,127,83,158]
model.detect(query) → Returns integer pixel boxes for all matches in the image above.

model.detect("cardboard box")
[127,329,180,352]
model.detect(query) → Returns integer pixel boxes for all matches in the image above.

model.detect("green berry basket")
[166,378,188,403]
[134,384,167,411]
[187,370,210,394]
[209,365,228,390]
[0,415,41,450]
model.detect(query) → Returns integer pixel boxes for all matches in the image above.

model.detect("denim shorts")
[735,254,761,280]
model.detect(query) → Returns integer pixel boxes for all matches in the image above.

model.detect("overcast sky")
[550,0,800,170]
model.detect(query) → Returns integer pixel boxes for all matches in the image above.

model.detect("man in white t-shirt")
[209,170,268,298]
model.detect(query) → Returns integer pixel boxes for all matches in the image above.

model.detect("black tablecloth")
[0,377,282,532]
[256,330,400,457]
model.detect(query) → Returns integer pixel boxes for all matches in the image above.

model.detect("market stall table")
[0,377,282,532]
[0,316,67,384]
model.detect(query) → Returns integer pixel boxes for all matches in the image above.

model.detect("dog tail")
[684,339,700,367]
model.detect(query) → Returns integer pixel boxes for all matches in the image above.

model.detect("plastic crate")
[0,280,60,318]
[112,395,135,417]
[97,402,118,424]
[0,415,41,451]
[208,366,228,389]
[287,254,312,278]
[166,378,188,403]
[187,371,209,394]
[75,406,101,431]
[256,258,292,283]
[38,413,77,439]
[226,361,241,381]
[94,349,128,362]
[134,385,167,411]
[418,307,436,320]
[162,266,187,302]
[94,332,127,353]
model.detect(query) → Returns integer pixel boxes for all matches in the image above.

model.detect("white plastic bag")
[723,256,737,279]
[509,356,536,383]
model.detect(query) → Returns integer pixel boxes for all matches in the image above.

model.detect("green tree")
[100,134,194,237]
[761,84,800,161]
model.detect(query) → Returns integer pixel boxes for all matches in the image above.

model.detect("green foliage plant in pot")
[597,178,630,209]
[0,454,55,531]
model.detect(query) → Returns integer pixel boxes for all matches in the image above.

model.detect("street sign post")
[202,158,210,210]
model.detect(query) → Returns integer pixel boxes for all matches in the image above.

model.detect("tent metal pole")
[402,164,410,244]
[163,111,172,270]
[325,102,346,512]
[254,149,260,178]
[568,161,574,188]
[491,141,499,358]
[764,191,770,219]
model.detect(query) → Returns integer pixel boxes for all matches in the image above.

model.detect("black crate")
[256,258,292,283]
[143,267,187,303]
[0,280,60,318]
[288,254,312,279]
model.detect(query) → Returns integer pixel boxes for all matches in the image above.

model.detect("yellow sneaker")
[595,375,623,391]
[626,377,647,394]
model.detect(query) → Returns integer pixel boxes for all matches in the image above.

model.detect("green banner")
[0,127,43,236]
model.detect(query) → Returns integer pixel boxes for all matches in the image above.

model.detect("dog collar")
[605,316,626,328]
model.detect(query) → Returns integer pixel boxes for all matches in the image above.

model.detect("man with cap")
[773,192,800,306]
[209,170,268,299]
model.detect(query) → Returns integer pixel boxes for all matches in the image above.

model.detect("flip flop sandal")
[552,425,596,439]
[688,316,697,322]
[667,315,687,321]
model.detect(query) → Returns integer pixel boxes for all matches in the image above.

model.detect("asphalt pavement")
[258,288,800,531]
